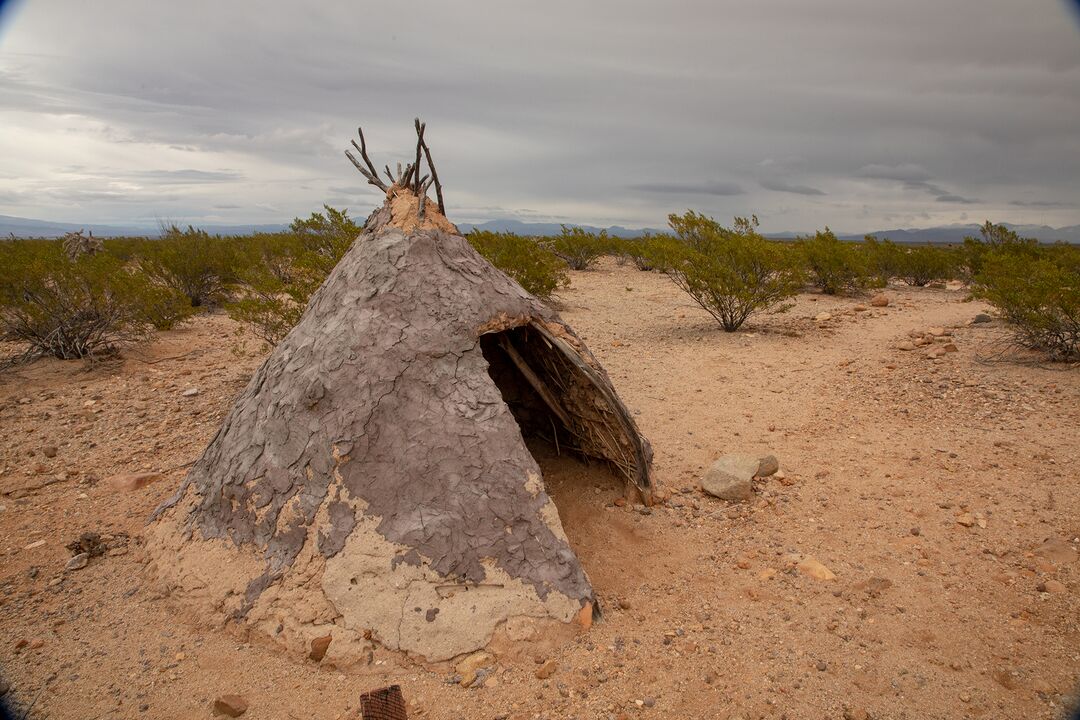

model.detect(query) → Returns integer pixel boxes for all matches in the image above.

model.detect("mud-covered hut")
[147,121,652,666]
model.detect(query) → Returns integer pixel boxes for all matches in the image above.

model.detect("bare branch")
[344,120,444,209]
[356,127,379,177]
[349,129,384,185]
[413,118,426,193]
[419,134,445,215]
[345,150,388,192]
[417,177,434,219]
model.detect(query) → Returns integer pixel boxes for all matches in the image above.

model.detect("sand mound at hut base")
[147,492,584,667]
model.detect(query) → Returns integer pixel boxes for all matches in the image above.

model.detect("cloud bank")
[0,0,1078,232]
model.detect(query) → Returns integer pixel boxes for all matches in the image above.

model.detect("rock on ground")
[106,472,162,492]
[701,455,759,502]
[308,634,332,662]
[535,659,558,679]
[213,695,249,717]
[790,554,836,581]
[756,455,779,477]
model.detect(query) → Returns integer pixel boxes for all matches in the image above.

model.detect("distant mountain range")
[456,219,663,238]
[2,213,1078,244]
[0,214,288,238]
[451,219,1080,243]
[813,223,1080,245]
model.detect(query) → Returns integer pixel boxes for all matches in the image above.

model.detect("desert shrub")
[959,221,1038,283]
[797,228,868,295]
[861,236,904,287]
[138,283,201,330]
[226,206,359,344]
[549,226,613,271]
[898,245,959,287]
[102,236,149,263]
[137,225,239,307]
[467,230,568,300]
[287,205,360,278]
[0,240,192,360]
[649,213,803,332]
[615,234,659,271]
[973,243,1079,361]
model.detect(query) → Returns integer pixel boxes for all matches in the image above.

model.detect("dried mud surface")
[1,259,1077,719]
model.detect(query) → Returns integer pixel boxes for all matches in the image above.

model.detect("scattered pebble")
[308,634,332,662]
[1036,580,1066,594]
[107,472,163,492]
[535,659,558,679]
[213,695,249,717]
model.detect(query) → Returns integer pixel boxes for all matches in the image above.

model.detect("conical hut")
[146,121,652,667]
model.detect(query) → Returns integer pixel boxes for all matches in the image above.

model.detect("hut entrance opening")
[478,323,641,497]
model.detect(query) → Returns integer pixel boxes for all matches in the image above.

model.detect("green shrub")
[549,226,613,271]
[960,221,1038,283]
[649,213,804,332]
[615,235,659,271]
[226,206,359,344]
[102,236,149,263]
[797,228,868,295]
[861,236,904,286]
[467,230,569,300]
[286,205,359,279]
[898,245,959,287]
[137,225,239,307]
[973,242,1079,361]
[0,240,192,360]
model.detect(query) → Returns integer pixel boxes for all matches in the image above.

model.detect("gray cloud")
[629,181,745,196]
[935,194,978,205]
[857,163,933,183]
[1011,199,1072,208]
[130,169,244,184]
[0,0,1078,231]
[760,179,826,196]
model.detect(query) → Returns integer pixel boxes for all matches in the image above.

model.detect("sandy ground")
[1,258,1077,720]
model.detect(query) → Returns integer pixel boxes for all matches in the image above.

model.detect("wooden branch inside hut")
[497,335,573,428]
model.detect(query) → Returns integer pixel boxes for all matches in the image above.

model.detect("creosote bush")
[960,221,1037,284]
[797,228,868,295]
[550,226,613,271]
[617,234,659,271]
[467,230,569,300]
[898,245,960,287]
[0,240,192,360]
[860,236,904,287]
[226,206,359,344]
[970,223,1078,361]
[647,212,803,331]
[137,225,239,307]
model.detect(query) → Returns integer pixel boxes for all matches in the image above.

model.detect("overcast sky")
[1,0,1079,232]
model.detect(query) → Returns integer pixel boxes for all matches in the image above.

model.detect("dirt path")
[1,260,1077,719]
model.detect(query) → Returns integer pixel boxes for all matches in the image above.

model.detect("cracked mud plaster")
[149,191,651,661]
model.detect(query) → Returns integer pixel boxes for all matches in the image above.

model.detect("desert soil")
[1,258,1077,720]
